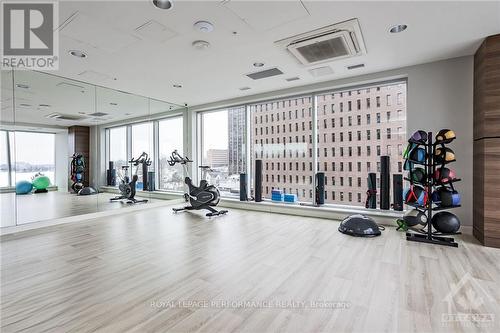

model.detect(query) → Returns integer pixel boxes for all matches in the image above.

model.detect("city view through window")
[105,81,406,207]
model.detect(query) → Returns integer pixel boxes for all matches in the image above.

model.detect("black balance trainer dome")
[338,214,381,237]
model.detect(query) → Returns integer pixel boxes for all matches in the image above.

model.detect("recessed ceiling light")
[253,62,264,68]
[19,103,31,107]
[239,87,251,91]
[286,77,300,82]
[192,40,210,50]
[173,84,182,88]
[38,104,50,107]
[69,50,87,58]
[125,113,132,115]
[78,112,86,114]
[110,102,118,106]
[16,83,29,89]
[152,0,173,10]
[194,21,214,33]
[389,24,407,33]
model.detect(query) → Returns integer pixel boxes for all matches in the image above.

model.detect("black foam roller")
[380,156,390,210]
[255,160,263,202]
[315,172,325,205]
[393,174,403,211]
[240,173,248,201]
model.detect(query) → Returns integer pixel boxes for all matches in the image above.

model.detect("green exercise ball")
[32,175,50,190]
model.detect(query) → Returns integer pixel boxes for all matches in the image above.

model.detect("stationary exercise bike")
[110,152,150,204]
[168,150,228,217]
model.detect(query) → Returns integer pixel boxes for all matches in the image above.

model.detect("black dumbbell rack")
[404,131,461,247]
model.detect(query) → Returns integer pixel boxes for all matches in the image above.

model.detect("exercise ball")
[338,214,381,237]
[15,180,33,194]
[32,175,50,190]
[432,211,460,234]
[403,209,427,229]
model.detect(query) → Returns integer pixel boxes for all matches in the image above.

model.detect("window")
[108,126,127,171]
[158,117,184,191]
[131,123,154,181]
[200,107,246,197]
[12,131,55,185]
[0,131,10,187]
[316,81,407,206]
[251,97,311,201]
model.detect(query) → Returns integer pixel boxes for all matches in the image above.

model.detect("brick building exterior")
[250,82,406,206]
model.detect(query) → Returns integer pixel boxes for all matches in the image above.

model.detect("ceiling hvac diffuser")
[275,18,367,66]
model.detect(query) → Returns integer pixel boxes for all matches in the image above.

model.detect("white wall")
[55,130,69,191]
[190,56,474,225]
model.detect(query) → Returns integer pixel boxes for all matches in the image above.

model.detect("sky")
[8,131,55,164]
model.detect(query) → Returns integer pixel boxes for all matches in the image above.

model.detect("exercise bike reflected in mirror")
[110,152,151,204]
[168,150,228,217]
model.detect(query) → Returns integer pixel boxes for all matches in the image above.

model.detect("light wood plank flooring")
[0,191,156,227]
[1,205,499,333]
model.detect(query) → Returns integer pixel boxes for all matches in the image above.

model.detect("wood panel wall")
[68,126,90,190]
[473,34,500,248]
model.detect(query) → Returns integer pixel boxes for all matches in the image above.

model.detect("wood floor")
[0,191,157,227]
[1,205,499,333]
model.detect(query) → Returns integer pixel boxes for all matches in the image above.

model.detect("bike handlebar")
[167,150,193,166]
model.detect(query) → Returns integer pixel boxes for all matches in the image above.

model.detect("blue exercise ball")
[16,180,33,194]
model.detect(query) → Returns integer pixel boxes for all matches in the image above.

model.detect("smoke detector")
[194,21,214,33]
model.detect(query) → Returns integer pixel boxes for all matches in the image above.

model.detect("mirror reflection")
[0,70,184,228]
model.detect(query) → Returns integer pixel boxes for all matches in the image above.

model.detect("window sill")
[0,186,58,194]
[99,187,403,225]
[218,197,404,225]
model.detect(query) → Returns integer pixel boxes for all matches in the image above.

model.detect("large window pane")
[199,106,246,197]
[250,97,313,202]
[0,131,9,187]
[131,123,153,182]
[158,117,184,191]
[109,126,127,170]
[13,131,55,185]
[317,82,407,206]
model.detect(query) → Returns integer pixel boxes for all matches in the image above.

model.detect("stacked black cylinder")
[403,129,462,247]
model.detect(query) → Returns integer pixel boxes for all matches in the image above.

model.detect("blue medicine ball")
[16,180,33,194]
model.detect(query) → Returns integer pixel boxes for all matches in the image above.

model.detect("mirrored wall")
[0,69,185,228]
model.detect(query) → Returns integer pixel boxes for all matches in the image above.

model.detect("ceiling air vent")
[275,18,366,66]
[46,113,87,121]
[286,77,300,82]
[88,112,108,117]
[308,66,334,77]
[246,68,283,80]
[347,63,365,70]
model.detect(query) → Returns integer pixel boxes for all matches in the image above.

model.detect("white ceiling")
[1,70,182,127]
[41,0,499,108]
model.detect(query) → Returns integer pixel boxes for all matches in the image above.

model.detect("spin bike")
[168,150,228,217]
[110,152,150,204]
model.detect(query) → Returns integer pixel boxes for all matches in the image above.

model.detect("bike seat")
[199,180,209,190]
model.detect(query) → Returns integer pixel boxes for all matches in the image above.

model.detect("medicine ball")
[410,168,426,183]
[432,187,461,207]
[410,130,428,143]
[434,147,455,164]
[433,167,456,184]
[404,185,428,205]
[431,211,460,233]
[435,129,456,144]
[409,147,426,163]
[403,209,428,229]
